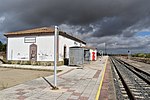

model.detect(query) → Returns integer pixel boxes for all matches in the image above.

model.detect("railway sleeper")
[134,95,144,99]
[110,57,150,100]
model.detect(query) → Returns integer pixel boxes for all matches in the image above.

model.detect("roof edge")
[4,27,86,44]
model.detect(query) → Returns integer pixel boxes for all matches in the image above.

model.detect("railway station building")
[4,27,86,65]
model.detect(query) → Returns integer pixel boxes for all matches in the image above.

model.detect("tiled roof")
[4,27,86,44]
[4,27,54,36]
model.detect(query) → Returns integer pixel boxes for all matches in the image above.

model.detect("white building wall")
[36,36,54,61]
[7,35,54,61]
[7,35,86,62]
[59,35,86,61]
[7,37,29,61]
[89,49,97,61]
[94,49,97,60]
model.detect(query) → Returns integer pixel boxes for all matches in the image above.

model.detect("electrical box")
[69,47,84,66]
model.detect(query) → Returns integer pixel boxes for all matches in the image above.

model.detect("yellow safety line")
[95,57,108,100]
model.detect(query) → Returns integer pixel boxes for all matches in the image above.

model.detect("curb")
[95,57,108,100]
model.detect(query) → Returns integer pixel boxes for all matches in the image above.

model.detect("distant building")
[69,46,97,66]
[4,27,86,65]
[82,46,97,61]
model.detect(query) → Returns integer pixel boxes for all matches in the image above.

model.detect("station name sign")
[24,37,36,43]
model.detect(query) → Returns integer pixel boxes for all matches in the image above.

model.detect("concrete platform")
[0,56,108,100]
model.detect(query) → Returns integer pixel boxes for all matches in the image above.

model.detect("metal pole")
[128,50,130,59]
[54,26,58,87]
[104,43,106,55]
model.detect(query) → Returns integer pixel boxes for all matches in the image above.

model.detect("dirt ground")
[0,68,53,90]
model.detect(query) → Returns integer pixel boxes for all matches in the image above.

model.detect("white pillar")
[54,26,58,87]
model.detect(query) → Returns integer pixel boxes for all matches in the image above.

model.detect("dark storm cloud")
[0,0,150,34]
[0,0,150,53]
[77,26,93,34]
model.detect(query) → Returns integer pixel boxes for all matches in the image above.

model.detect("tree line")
[132,53,150,58]
[0,41,6,52]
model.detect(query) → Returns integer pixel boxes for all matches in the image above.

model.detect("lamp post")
[99,50,103,57]
[54,26,59,89]
[104,43,107,55]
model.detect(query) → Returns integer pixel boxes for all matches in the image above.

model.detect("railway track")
[110,56,150,100]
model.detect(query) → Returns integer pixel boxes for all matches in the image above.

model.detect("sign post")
[128,50,130,59]
[99,50,103,57]
[54,26,59,89]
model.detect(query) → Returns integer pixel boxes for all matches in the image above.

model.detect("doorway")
[29,44,37,61]
[64,46,68,65]
[64,46,66,59]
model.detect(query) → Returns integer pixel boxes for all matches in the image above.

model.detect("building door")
[64,46,66,58]
[30,44,37,61]
[64,46,68,65]
[84,50,90,61]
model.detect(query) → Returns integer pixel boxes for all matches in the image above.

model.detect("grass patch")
[0,81,8,90]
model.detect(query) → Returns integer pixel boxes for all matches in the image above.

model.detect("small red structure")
[92,52,96,61]
[82,46,97,61]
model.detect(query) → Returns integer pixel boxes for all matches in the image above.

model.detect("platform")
[0,56,110,100]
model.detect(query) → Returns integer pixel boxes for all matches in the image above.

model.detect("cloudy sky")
[0,0,150,54]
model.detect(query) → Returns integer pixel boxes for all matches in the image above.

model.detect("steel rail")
[110,57,136,100]
[117,58,150,77]
[115,58,150,85]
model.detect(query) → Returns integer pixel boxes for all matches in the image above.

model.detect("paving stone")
[0,56,108,100]
[57,92,72,100]
[17,95,28,100]
[15,89,25,92]
[67,89,75,92]
[72,92,81,96]
[79,96,89,100]
[16,91,28,95]
[69,95,79,99]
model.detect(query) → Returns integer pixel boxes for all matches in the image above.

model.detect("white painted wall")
[7,35,54,61]
[7,37,29,61]
[7,34,86,62]
[58,35,86,61]
[36,36,54,61]
[89,49,97,61]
